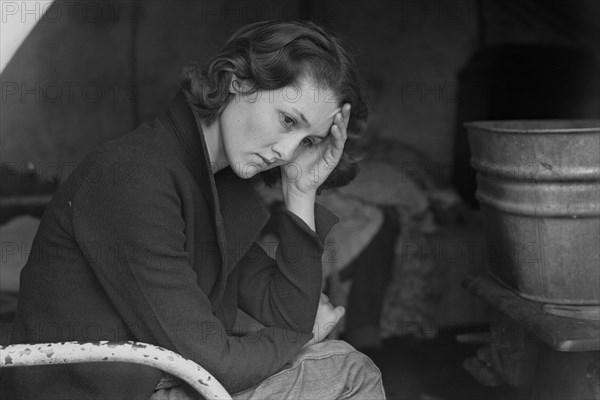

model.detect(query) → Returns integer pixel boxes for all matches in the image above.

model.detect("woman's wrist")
[282,184,316,231]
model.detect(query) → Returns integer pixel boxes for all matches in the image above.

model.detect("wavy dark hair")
[180,20,368,190]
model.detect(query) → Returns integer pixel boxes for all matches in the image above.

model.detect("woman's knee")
[310,340,385,398]
[236,340,385,399]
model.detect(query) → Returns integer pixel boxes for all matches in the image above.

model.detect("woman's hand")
[282,103,351,197]
[280,104,350,230]
[305,293,345,347]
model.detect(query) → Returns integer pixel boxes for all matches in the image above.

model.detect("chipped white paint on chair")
[0,341,232,400]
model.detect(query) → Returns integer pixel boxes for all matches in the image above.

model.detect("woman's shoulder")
[91,120,181,167]
[66,120,189,194]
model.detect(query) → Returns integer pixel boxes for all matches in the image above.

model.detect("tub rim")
[464,119,600,134]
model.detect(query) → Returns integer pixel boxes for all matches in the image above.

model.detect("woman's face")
[218,76,341,179]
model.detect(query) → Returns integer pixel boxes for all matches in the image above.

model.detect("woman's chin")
[231,161,263,179]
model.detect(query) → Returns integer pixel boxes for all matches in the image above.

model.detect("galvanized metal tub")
[466,120,600,305]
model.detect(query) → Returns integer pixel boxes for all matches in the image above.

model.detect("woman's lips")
[258,154,271,167]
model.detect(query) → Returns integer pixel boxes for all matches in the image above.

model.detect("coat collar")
[159,91,270,306]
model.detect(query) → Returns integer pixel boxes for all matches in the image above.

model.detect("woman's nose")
[272,136,302,162]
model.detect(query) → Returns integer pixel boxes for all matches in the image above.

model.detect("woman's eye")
[280,113,296,129]
[302,137,315,146]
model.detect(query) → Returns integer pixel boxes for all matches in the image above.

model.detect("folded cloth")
[318,190,384,277]
[336,160,429,216]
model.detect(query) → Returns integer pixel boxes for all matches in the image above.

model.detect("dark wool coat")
[2,92,338,399]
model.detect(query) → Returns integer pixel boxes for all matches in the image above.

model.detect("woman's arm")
[70,149,311,394]
[237,202,338,332]
[238,104,351,335]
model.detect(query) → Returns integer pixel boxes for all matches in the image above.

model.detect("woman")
[4,20,385,399]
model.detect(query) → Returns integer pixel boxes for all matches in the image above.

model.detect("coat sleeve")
[236,204,339,332]
[70,150,311,394]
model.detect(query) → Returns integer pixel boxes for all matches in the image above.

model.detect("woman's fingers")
[319,294,345,322]
[333,305,345,321]
[340,103,350,132]
[310,297,345,344]
[332,103,350,145]
[329,116,346,155]
[341,103,351,128]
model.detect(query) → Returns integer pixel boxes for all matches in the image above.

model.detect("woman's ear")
[229,74,241,94]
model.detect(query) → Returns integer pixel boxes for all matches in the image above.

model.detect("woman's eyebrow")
[291,107,341,138]
[291,107,310,126]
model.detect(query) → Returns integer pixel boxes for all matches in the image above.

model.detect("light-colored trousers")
[151,340,386,400]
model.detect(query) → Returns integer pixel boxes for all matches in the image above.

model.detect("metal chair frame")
[0,340,232,399]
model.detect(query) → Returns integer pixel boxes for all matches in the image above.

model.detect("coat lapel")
[160,91,214,207]
[159,91,270,308]
[215,168,270,273]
